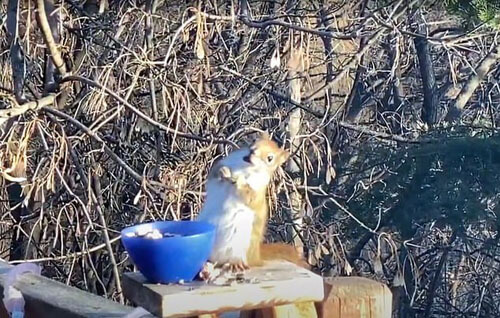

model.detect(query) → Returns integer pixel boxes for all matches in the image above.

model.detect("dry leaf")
[320,243,329,255]
[393,270,404,287]
[314,245,322,259]
[195,12,205,60]
[308,253,317,266]
[197,72,204,95]
[270,47,280,68]
[373,255,383,274]
[195,38,205,59]
[133,190,142,205]
[344,261,353,276]
[326,166,336,184]
[182,29,189,43]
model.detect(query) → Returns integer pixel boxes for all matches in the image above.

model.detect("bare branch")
[0,95,55,126]
[36,0,67,77]
[197,10,362,40]
[445,42,500,122]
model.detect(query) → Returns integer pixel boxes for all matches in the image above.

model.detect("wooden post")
[316,277,392,318]
[0,260,152,318]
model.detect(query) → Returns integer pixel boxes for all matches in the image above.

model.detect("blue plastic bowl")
[121,221,215,284]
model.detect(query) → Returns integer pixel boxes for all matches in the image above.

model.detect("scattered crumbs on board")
[199,262,260,286]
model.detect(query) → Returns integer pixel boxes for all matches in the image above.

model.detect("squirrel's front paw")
[218,166,233,181]
[222,261,249,272]
[218,166,248,189]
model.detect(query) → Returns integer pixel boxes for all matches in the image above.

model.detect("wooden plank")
[315,277,392,318]
[0,301,8,318]
[122,261,324,318]
[0,260,154,318]
[271,302,318,318]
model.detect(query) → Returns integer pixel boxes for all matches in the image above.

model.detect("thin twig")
[91,174,124,303]
[9,236,122,263]
[60,75,237,146]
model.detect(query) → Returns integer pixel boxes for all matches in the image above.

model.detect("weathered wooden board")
[122,261,324,318]
[0,260,154,318]
[316,277,392,318]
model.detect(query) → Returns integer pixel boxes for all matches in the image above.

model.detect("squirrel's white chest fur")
[197,148,270,264]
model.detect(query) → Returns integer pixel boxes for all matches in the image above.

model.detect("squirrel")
[197,133,317,318]
[197,133,307,271]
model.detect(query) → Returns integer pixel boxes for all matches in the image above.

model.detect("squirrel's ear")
[279,149,290,164]
[260,131,271,140]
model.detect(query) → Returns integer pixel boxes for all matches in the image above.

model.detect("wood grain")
[0,260,151,318]
[122,261,324,318]
[316,277,392,318]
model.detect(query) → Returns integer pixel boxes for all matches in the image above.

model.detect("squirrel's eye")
[267,154,274,163]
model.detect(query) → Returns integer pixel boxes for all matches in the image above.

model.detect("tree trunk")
[414,12,439,127]
[7,0,27,103]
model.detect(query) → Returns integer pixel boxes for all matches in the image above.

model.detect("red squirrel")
[197,133,317,318]
[197,133,307,270]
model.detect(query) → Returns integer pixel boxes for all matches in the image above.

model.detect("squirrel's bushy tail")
[245,244,317,318]
[260,243,309,269]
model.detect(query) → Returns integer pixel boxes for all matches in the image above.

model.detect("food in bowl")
[124,228,181,240]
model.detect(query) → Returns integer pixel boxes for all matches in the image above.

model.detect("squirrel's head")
[243,133,289,173]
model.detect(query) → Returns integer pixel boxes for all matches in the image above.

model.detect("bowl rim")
[120,220,215,240]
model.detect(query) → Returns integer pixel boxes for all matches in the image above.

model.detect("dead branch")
[0,95,55,126]
[36,0,67,77]
[445,42,500,122]
[304,0,420,102]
